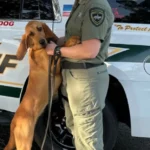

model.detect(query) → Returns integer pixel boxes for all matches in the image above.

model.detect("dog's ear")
[42,22,58,43]
[16,34,28,60]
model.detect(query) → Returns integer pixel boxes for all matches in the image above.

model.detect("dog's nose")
[39,39,46,46]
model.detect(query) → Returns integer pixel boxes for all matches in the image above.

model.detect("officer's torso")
[65,0,114,64]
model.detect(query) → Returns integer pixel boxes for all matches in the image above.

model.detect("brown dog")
[4,21,80,150]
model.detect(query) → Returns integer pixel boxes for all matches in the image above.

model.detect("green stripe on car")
[106,44,150,62]
[0,85,21,98]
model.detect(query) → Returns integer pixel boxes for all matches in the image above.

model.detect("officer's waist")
[61,61,104,69]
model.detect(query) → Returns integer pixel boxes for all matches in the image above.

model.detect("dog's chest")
[29,51,49,71]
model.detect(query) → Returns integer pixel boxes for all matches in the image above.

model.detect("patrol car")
[0,0,150,149]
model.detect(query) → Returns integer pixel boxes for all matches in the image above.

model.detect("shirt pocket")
[69,69,89,80]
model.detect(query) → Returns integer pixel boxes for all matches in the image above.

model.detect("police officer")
[46,0,114,149]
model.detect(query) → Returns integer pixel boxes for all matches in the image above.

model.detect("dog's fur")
[4,21,80,150]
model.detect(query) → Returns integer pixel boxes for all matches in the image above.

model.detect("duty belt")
[61,61,104,69]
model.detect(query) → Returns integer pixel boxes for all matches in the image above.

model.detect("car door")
[0,0,60,112]
[107,0,150,137]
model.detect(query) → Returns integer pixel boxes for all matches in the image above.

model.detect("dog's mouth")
[40,37,55,49]
[32,38,55,51]
[42,44,47,49]
[41,42,47,47]
[32,39,47,50]
[31,44,47,51]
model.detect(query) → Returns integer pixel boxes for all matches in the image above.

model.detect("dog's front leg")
[4,121,16,150]
[13,115,35,150]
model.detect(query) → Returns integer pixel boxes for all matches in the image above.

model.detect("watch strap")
[54,46,61,57]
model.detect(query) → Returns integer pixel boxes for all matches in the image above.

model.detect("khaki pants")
[61,63,109,150]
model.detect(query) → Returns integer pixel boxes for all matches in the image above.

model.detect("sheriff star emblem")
[89,7,105,27]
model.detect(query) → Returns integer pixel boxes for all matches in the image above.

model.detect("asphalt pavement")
[113,123,150,150]
[1,123,150,150]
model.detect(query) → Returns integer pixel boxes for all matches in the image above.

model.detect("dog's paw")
[64,36,80,47]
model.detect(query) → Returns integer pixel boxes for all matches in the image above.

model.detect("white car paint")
[107,62,150,137]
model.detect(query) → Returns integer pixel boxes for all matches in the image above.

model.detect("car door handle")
[143,55,150,76]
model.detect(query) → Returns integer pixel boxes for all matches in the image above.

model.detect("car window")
[21,0,54,20]
[108,0,150,24]
[0,0,20,19]
[0,0,55,20]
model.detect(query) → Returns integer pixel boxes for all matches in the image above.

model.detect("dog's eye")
[37,27,42,32]
[29,32,34,36]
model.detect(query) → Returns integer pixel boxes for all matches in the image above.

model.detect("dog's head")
[16,21,58,60]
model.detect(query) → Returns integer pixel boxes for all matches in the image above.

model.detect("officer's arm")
[60,39,101,59]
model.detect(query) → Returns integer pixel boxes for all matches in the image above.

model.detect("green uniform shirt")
[64,0,114,64]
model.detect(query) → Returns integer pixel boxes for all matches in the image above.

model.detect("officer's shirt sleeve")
[81,5,109,42]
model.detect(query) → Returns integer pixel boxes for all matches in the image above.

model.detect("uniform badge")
[89,7,105,27]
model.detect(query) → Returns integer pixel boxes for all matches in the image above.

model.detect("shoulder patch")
[89,7,105,27]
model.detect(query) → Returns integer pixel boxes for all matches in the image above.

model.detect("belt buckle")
[83,62,87,69]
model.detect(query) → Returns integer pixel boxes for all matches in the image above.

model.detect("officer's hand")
[46,41,57,55]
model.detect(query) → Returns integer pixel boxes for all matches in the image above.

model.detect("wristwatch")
[54,46,61,57]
